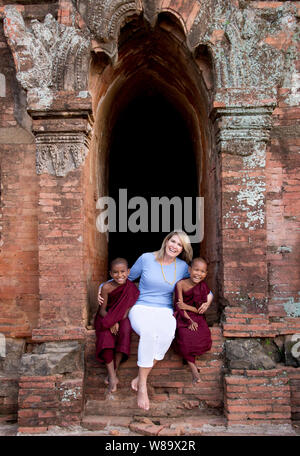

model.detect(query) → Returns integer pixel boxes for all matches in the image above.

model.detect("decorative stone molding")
[3,6,90,110]
[76,0,142,41]
[30,92,93,177]
[187,0,295,90]
[212,105,275,156]
[4,1,297,98]
[35,132,89,177]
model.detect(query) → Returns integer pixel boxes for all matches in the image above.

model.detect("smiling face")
[189,259,207,284]
[110,262,130,285]
[165,234,183,259]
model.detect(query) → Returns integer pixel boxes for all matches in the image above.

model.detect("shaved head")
[110,257,128,270]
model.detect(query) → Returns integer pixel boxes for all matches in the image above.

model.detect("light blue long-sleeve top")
[128,252,189,309]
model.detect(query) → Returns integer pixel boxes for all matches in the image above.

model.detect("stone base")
[18,374,84,428]
[224,366,294,424]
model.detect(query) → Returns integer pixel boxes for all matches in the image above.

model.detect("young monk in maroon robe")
[94,258,140,393]
[174,257,213,383]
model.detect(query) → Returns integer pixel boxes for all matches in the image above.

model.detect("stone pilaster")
[212,90,276,313]
[29,92,93,341]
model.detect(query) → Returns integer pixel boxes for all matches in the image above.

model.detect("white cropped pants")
[128,305,176,368]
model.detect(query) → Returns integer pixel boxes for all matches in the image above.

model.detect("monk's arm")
[176,282,198,314]
[198,290,213,314]
[98,285,110,317]
[122,308,130,319]
[183,310,193,321]
[179,303,198,313]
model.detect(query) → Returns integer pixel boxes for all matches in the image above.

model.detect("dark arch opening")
[108,88,199,268]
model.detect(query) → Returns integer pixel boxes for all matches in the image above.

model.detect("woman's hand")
[188,320,198,331]
[98,288,104,306]
[110,322,119,335]
[198,302,210,314]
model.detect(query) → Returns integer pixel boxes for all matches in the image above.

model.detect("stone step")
[81,414,227,436]
[84,326,225,416]
[84,364,224,411]
[84,390,223,418]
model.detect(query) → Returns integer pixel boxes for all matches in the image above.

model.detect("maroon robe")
[174,281,212,363]
[94,279,140,364]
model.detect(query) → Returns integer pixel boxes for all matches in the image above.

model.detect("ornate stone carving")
[4,1,297,97]
[36,132,90,177]
[3,6,90,109]
[75,0,142,40]
[187,0,295,89]
[3,0,297,171]
[212,105,275,156]
[74,0,143,62]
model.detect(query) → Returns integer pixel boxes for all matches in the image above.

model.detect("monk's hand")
[98,289,104,306]
[198,302,210,314]
[110,322,119,335]
[188,320,198,331]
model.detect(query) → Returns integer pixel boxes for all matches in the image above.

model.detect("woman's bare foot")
[137,384,150,410]
[131,376,139,392]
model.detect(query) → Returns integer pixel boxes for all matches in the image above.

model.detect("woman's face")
[165,234,183,259]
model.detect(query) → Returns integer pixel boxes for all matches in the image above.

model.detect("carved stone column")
[30,92,93,341]
[211,90,276,313]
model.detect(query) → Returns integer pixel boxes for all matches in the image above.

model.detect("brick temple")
[0,0,300,435]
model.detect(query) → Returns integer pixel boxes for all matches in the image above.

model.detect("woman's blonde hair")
[154,230,193,264]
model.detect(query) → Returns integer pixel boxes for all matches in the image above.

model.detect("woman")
[98,230,193,410]
[128,230,193,410]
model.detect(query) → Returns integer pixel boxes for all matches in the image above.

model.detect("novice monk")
[174,257,213,383]
[94,258,140,393]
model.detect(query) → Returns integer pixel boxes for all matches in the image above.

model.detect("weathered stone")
[19,342,84,376]
[0,339,25,375]
[0,377,19,417]
[35,132,90,177]
[284,335,300,368]
[0,126,34,144]
[3,7,90,109]
[274,336,285,353]
[225,339,277,370]
[260,338,282,364]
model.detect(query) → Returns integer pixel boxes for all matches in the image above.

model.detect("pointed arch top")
[3,0,297,106]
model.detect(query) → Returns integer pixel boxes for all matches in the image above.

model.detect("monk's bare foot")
[192,375,201,384]
[131,376,139,392]
[108,376,119,393]
[188,363,201,384]
[104,376,109,385]
[137,385,150,410]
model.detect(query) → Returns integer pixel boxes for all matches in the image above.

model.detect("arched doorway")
[90,12,220,324]
[108,87,199,267]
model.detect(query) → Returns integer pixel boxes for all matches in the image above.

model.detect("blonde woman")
[126,230,193,410]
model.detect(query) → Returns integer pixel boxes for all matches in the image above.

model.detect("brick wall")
[17,373,84,433]
[0,376,19,423]
[223,306,300,338]
[0,12,39,338]
[267,105,300,321]
[285,367,300,421]
[224,367,292,425]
